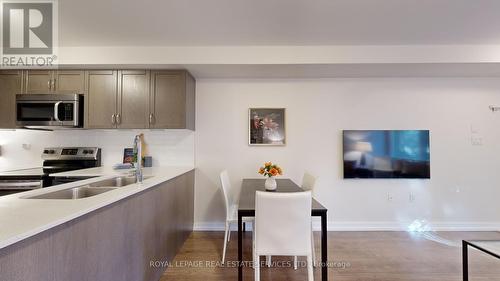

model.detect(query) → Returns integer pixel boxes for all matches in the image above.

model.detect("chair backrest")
[301,172,317,191]
[254,191,312,256]
[219,170,232,219]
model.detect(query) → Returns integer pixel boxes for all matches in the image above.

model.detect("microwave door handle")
[54,101,62,121]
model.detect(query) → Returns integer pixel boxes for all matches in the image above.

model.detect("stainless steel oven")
[0,147,102,197]
[43,147,101,186]
[16,94,84,129]
[0,169,45,197]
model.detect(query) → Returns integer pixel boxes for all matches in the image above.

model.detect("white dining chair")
[253,191,314,281]
[296,172,318,268]
[301,172,317,192]
[220,170,254,264]
[269,172,317,269]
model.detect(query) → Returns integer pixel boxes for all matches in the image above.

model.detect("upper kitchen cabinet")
[85,70,118,129]
[117,70,150,129]
[23,70,52,93]
[86,70,150,129]
[54,70,85,93]
[81,69,195,130]
[0,70,22,128]
[23,70,85,94]
[150,70,195,130]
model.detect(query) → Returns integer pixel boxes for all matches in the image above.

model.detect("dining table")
[238,178,329,281]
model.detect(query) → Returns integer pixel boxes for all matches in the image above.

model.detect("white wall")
[194,78,500,231]
[0,130,194,171]
[59,45,500,65]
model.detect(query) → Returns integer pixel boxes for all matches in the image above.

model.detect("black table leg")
[321,212,328,281]
[462,240,468,281]
[238,212,243,281]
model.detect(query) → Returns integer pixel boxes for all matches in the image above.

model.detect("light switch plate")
[470,124,479,134]
[471,137,483,146]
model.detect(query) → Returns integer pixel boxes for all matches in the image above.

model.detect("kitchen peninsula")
[0,166,194,281]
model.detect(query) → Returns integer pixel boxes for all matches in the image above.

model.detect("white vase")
[265,176,277,191]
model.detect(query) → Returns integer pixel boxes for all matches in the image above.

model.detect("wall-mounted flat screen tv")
[343,130,430,179]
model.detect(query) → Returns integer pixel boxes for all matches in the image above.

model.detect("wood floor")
[160,231,500,281]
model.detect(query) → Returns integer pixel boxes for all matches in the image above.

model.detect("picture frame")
[248,108,286,146]
[123,148,134,164]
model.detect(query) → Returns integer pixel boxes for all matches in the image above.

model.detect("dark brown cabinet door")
[85,70,118,129]
[54,70,85,93]
[0,71,22,128]
[24,70,52,93]
[150,71,186,129]
[117,70,150,129]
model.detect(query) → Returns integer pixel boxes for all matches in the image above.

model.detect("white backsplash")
[0,129,194,171]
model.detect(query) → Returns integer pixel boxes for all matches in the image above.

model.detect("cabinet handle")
[116,114,121,124]
[48,80,51,90]
[111,114,116,125]
[52,79,56,91]
[149,113,154,125]
[24,73,29,93]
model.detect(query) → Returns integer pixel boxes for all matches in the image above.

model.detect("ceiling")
[59,0,500,47]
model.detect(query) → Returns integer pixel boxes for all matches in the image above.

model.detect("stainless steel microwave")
[16,94,84,129]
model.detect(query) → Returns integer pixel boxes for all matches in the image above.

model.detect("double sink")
[25,176,151,200]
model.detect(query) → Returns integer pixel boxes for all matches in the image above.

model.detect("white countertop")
[0,166,194,250]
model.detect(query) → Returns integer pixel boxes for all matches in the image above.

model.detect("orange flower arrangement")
[258,162,283,178]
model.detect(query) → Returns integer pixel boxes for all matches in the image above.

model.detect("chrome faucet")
[133,134,143,183]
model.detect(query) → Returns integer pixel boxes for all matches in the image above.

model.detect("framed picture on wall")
[248,108,286,146]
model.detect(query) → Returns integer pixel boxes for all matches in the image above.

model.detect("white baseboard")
[313,221,500,231]
[194,221,500,232]
[194,222,227,231]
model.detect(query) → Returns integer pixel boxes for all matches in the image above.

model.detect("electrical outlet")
[387,193,393,202]
[22,143,31,150]
[409,193,415,202]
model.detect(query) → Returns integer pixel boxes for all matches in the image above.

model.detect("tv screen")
[343,130,430,179]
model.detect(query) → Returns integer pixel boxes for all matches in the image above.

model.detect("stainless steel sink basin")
[22,176,152,200]
[26,187,115,199]
[88,176,151,187]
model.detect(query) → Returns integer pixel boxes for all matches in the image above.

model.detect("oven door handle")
[44,166,82,170]
[54,101,62,122]
[0,181,42,190]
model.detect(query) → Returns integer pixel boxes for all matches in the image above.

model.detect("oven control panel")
[42,147,100,160]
